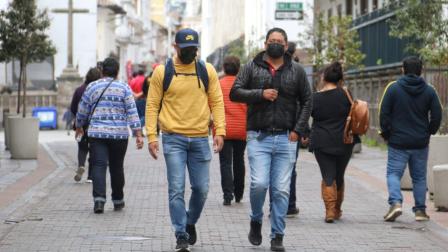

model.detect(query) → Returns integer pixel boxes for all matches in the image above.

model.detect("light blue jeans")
[162,133,211,239]
[247,130,297,238]
[387,146,429,212]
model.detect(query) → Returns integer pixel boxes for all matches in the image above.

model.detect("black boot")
[270,234,285,251]
[248,220,262,245]
[113,202,125,211]
[94,201,104,214]
[186,224,197,245]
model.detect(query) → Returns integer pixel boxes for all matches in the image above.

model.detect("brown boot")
[321,181,337,223]
[334,184,344,220]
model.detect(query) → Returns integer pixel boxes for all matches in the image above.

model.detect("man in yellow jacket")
[145,28,225,252]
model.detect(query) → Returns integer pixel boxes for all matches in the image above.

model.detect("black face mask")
[266,43,285,59]
[179,47,197,64]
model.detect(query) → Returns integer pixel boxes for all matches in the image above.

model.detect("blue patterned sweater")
[76,77,141,139]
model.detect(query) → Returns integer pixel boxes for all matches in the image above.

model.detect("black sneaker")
[286,207,299,217]
[186,224,197,245]
[223,199,231,206]
[114,202,125,211]
[248,220,262,246]
[270,234,285,251]
[235,196,242,203]
[94,201,104,214]
[175,237,190,252]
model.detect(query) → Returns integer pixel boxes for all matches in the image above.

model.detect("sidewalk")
[0,131,447,251]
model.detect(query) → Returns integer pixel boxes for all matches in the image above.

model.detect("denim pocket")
[288,140,298,164]
[246,131,260,142]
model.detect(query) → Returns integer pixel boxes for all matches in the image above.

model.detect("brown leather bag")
[342,87,369,144]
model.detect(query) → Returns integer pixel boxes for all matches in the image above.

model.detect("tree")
[226,36,262,64]
[302,14,365,70]
[0,0,56,117]
[388,0,448,66]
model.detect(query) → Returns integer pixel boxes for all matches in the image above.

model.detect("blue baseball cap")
[175,28,200,48]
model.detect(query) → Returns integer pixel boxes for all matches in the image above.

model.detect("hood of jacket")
[397,74,427,96]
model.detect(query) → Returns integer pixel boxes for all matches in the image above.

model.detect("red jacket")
[220,75,247,140]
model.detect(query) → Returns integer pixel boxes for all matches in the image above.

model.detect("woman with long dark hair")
[309,62,354,223]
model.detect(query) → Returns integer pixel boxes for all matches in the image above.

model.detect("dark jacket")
[379,74,443,149]
[229,51,312,137]
[70,84,88,130]
[70,84,87,116]
[309,88,353,154]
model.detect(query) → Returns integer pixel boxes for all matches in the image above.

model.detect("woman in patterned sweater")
[76,57,144,214]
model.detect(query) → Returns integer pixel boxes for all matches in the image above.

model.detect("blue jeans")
[162,133,211,239]
[135,99,146,126]
[387,146,429,212]
[247,131,297,238]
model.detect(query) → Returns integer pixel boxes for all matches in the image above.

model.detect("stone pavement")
[0,131,447,251]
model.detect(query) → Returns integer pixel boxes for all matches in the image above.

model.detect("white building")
[200,0,314,62]
[0,0,154,88]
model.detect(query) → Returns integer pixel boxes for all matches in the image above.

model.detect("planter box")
[9,117,39,159]
[433,164,448,210]
[427,135,448,194]
[4,114,19,151]
[400,135,448,192]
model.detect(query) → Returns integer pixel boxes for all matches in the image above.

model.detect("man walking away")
[230,27,312,251]
[380,56,442,222]
[145,28,225,252]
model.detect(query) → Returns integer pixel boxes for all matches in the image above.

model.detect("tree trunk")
[16,61,23,114]
[22,63,27,118]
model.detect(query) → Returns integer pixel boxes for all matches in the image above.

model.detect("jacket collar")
[253,51,292,70]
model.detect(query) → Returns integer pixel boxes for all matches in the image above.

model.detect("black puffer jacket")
[230,51,312,137]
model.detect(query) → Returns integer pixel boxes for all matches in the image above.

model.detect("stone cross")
[52,0,89,69]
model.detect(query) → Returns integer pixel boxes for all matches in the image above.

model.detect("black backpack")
[162,58,209,92]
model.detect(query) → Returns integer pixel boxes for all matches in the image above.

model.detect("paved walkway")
[0,131,448,251]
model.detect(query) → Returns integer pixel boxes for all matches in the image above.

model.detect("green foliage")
[226,36,262,64]
[303,14,365,70]
[0,0,56,116]
[361,136,387,150]
[388,0,448,66]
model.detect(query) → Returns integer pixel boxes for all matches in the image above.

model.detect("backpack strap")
[342,86,355,144]
[342,86,354,105]
[162,58,209,92]
[163,58,175,92]
[196,60,209,92]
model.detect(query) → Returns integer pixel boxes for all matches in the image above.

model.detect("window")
[346,0,353,16]
[327,8,333,19]
[360,0,368,15]
[337,4,342,17]
[372,0,378,10]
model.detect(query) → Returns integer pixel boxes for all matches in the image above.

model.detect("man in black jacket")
[380,56,442,222]
[230,28,311,251]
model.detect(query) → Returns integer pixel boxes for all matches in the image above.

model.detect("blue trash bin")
[32,107,57,129]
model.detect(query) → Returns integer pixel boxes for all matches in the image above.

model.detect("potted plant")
[0,0,56,159]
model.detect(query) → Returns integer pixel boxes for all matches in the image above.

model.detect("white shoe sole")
[415,216,429,221]
[384,208,402,222]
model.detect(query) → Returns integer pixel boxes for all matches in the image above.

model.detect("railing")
[344,66,448,137]
[0,90,58,125]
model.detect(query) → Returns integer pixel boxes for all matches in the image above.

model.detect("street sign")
[275,1,303,20]
[276,2,303,11]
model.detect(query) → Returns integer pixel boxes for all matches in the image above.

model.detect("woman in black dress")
[309,62,353,223]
